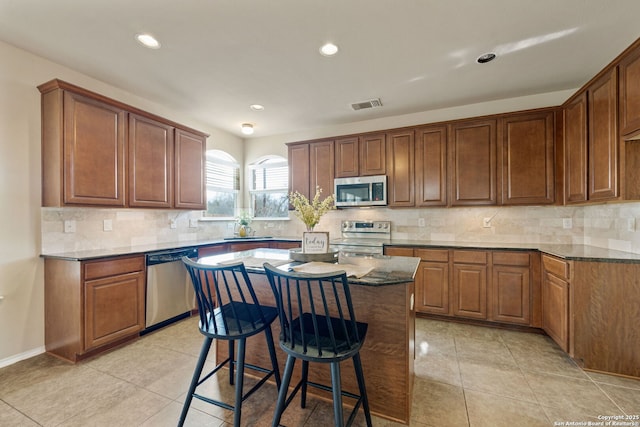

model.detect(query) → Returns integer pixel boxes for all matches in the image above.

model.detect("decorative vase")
[239,225,248,237]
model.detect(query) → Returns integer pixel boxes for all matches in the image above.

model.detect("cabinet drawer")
[493,251,530,267]
[384,247,415,257]
[453,250,487,264]
[84,256,145,280]
[542,254,570,280]
[415,249,449,262]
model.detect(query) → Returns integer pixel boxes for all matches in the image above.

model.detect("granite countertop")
[40,236,301,261]
[197,248,421,287]
[40,236,640,264]
[387,239,640,263]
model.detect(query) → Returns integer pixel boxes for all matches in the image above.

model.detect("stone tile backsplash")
[41,202,640,255]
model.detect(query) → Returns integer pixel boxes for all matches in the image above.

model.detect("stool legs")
[178,337,213,427]
[265,326,282,388]
[232,338,246,427]
[330,362,345,427]
[353,353,373,427]
[271,354,296,427]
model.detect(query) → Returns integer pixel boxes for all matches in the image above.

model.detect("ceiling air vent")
[350,98,383,111]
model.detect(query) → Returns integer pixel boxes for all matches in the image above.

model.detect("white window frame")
[204,150,240,219]
[249,155,289,220]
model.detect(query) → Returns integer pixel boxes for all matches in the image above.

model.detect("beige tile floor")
[1,317,639,426]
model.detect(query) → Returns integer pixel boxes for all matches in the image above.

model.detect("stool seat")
[264,262,373,427]
[178,257,281,427]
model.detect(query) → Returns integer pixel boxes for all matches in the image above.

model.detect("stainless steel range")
[330,220,391,256]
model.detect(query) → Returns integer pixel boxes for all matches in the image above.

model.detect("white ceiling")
[1,0,639,138]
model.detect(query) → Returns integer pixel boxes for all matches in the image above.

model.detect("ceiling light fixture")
[477,52,496,64]
[319,42,339,56]
[135,33,161,49]
[249,104,265,111]
[241,123,254,135]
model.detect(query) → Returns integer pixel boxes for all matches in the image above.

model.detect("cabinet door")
[84,270,145,350]
[387,130,414,207]
[500,111,555,205]
[63,91,126,206]
[335,137,359,178]
[491,265,531,325]
[310,140,335,197]
[415,125,447,206]
[288,143,310,199]
[619,44,640,136]
[542,272,569,352]
[174,129,206,209]
[450,120,497,206]
[564,93,588,204]
[452,263,487,319]
[360,133,386,176]
[588,69,619,201]
[416,261,450,315]
[128,114,174,208]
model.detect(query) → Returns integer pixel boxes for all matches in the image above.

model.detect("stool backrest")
[182,256,269,337]
[263,263,364,358]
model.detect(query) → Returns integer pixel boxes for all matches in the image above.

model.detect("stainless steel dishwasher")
[145,247,198,332]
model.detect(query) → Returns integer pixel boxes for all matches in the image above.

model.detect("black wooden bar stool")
[178,257,281,427]
[264,263,372,427]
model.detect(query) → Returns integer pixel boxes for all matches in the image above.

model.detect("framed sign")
[302,232,329,254]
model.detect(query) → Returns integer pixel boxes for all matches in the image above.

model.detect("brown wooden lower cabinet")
[386,246,537,327]
[45,255,145,362]
[452,251,488,319]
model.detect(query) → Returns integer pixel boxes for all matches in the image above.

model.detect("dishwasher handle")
[146,247,198,265]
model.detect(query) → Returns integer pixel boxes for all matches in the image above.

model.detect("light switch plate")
[103,219,113,231]
[563,218,572,229]
[189,218,198,228]
[64,220,76,233]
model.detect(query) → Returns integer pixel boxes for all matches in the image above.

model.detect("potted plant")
[235,210,253,237]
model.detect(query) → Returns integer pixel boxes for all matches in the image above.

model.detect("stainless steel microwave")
[334,175,387,207]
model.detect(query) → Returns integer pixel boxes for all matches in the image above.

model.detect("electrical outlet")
[189,218,198,228]
[418,218,425,227]
[170,219,177,229]
[103,219,113,231]
[483,218,492,228]
[628,218,636,232]
[64,220,76,233]
[563,218,572,229]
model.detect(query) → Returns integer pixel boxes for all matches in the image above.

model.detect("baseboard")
[0,346,45,369]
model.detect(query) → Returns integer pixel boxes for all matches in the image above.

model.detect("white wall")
[0,40,240,367]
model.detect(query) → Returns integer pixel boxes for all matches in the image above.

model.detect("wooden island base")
[215,272,416,424]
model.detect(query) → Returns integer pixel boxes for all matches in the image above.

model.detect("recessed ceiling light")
[249,104,265,111]
[135,33,161,49]
[477,53,496,64]
[241,123,254,135]
[319,42,339,56]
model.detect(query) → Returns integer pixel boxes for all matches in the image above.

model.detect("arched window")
[205,150,240,217]
[249,155,289,218]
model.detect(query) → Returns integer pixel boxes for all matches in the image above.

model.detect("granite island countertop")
[197,248,421,287]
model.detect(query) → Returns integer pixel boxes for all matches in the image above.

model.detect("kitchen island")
[197,248,420,425]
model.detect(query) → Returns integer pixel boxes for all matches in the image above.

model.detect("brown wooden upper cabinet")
[386,129,414,207]
[128,114,174,208]
[309,140,335,197]
[588,68,619,201]
[335,137,359,177]
[564,93,589,204]
[415,125,448,206]
[450,119,497,206]
[174,129,207,209]
[564,69,619,204]
[41,87,127,207]
[335,133,387,177]
[499,110,555,205]
[619,42,640,137]
[287,140,335,201]
[39,79,208,209]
